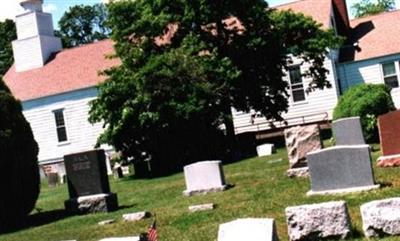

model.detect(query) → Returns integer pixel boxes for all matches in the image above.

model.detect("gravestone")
[332,117,365,145]
[218,218,279,241]
[377,110,400,167]
[284,124,322,177]
[64,149,118,214]
[256,144,275,157]
[286,201,351,241]
[361,198,400,238]
[183,160,228,196]
[307,145,379,195]
[47,172,59,188]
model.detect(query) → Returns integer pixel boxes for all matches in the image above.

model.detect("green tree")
[57,3,110,48]
[89,0,341,175]
[352,0,396,18]
[0,78,40,231]
[333,84,395,142]
[0,19,16,75]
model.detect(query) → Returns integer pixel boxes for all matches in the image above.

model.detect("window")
[53,109,68,142]
[382,62,399,88]
[288,66,306,102]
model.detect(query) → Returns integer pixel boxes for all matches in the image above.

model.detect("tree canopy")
[352,0,396,18]
[0,78,40,231]
[0,19,16,76]
[57,3,110,48]
[89,0,341,175]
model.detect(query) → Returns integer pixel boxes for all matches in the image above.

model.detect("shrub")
[333,84,395,142]
[0,78,40,231]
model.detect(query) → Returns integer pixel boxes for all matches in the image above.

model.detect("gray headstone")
[183,160,227,196]
[307,145,378,195]
[332,117,365,145]
[218,218,279,241]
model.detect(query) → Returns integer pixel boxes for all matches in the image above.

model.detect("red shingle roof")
[3,39,120,101]
[341,10,400,62]
[276,0,333,28]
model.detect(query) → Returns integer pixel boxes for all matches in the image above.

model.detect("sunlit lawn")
[1,142,400,241]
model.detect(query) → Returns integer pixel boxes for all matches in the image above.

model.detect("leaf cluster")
[57,3,111,48]
[90,0,342,171]
[352,0,396,18]
[0,19,16,76]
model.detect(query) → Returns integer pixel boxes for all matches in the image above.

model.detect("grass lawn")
[2,142,400,241]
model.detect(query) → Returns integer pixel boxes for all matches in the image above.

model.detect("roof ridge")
[58,38,112,54]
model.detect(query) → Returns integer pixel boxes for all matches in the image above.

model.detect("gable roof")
[340,10,400,62]
[3,39,120,101]
[276,0,333,29]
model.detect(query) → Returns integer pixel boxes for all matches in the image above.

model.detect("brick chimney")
[12,0,62,72]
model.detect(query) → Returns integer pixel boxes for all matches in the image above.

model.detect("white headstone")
[183,160,227,196]
[218,218,279,241]
[98,237,140,241]
[257,144,275,157]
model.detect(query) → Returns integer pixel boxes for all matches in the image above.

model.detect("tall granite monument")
[64,149,118,214]
[377,110,400,167]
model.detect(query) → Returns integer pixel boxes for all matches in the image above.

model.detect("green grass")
[2,143,400,241]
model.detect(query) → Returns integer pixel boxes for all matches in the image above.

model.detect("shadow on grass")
[0,209,70,235]
[377,181,392,188]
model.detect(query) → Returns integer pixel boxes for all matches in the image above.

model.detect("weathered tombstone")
[377,110,400,167]
[286,201,352,241]
[218,218,279,241]
[284,124,322,177]
[256,143,275,157]
[332,117,365,145]
[183,160,227,196]
[47,172,59,188]
[307,145,379,195]
[361,198,400,238]
[64,149,118,214]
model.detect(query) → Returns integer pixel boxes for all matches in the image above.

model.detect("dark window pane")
[57,127,68,142]
[383,62,396,76]
[289,66,302,84]
[54,111,65,126]
[292,89,306,102]
[384,76,399,88]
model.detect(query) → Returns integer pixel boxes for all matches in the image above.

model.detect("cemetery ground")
[2,142,400,241]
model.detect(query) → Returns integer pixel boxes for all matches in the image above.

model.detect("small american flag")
[147,220,158,241]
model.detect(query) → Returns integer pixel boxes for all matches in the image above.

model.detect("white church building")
[3,0,400,174]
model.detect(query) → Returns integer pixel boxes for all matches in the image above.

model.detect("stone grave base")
[65,193,118,214]
[287,167,309,178]
[361,197,400,238]
[307,184,380,196]
[183,185,228,197]
[377,154,400,167]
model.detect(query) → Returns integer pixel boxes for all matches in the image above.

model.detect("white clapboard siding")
[233,53,339,134]
[338,53,400,108]
[22,87,111,164]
